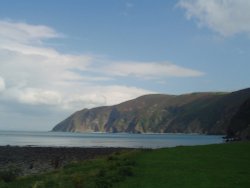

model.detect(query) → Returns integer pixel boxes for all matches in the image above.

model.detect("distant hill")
[52,88,250,135]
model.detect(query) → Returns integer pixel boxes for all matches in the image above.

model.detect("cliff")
[52,88,250,134]
[227,97,250,140]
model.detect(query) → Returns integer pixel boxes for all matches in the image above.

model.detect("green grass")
[1,142,250,188]
[116,142,250,188]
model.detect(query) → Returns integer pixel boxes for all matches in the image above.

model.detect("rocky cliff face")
[52,88,250,134]
[227,97,250,140]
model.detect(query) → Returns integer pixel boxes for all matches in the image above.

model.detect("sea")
[0,131,224,148]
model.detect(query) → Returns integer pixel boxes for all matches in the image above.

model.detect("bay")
[0,131,224,148]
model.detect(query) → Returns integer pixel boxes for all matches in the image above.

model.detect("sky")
[0,0,250,131]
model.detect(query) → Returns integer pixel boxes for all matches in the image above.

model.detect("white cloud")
[18,88,62,105]
[101,61,204,78]
[89,85,153,106]
[0,19,205,130]
[0,77,5,92]
[62,85,152,110]
[0,20,61,44]
[0,20,204,109]
[178,0,250,36]
[0,20,153,111]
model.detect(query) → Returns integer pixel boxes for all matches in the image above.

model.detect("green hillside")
[52,88,250,135]
[227,97,250,140]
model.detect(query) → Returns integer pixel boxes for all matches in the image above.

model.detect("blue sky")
[0,0,250,131]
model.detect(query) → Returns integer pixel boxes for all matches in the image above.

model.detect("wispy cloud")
[0,19,203,116]
[122,1,135,16]
[0,76,5,92]
[178,0,250,36]
[62,85,153,110]
[100,61,204,78]
[0,20,62,43]
[126,2,134,8]
[0,20,152,111]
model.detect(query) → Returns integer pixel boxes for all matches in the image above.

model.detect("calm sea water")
[0,131,224,148]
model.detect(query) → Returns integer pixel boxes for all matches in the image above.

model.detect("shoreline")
[0,146,132,176]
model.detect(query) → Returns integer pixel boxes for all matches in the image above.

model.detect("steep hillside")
[52,88,250,134]
[227,97,250,140]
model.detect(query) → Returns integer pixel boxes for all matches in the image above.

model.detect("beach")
[0,146,130,176]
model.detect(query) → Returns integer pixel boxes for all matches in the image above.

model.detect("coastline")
[0,146,131,176]
[0,131,224,148]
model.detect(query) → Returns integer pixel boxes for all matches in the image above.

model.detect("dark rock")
[226,97,250,140]
[0,146,130,176]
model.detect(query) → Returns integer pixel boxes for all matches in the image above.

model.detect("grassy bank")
[0,149,136,188]
[117,142,250,188]
[1,142,250,188]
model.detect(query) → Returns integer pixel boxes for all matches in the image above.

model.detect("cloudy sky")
[0,0,250,131]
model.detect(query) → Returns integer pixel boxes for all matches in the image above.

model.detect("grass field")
[116,142,250,188]
[1,142,250,188]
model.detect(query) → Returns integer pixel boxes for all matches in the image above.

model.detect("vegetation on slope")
[227,97,250,140]
[1,142,250,188]
[53,88,250,134]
